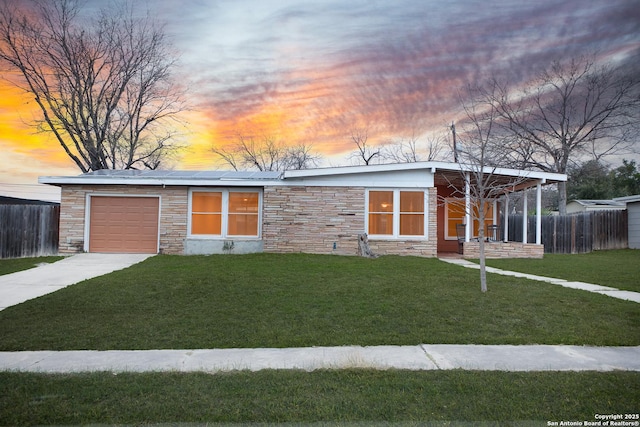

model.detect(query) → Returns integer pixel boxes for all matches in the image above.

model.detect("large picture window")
[189,189,261,238]
[367,189,427,238]
[444,198,495,240]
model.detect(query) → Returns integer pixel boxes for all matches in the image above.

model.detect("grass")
[0,370,638,425]
[0,256,63,276]
[484,249,640,292]
[0,253,638,350]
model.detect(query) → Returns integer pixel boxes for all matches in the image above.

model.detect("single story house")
[39,161,566,258]
[566,199,627,214]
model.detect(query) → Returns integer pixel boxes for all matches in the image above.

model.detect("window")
[191,192,222,235]
[444,198,495,240]
[189,189,261,238]
[228,192,259,236]
[367,190,427,238]
[368,191,394,235]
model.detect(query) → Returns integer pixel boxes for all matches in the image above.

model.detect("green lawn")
[0,256,63,276]
[1,370,637,425]
[484,249,640,292]
[0,253,637,350]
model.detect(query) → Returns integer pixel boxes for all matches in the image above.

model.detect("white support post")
[536,181,542,245]
[503,195,509,242]
[465,172,471,242]
[522,189,528,244]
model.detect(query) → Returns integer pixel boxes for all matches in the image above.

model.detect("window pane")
[229,192,259,213]
[369,191,393,212]
[369,213,393,235]
[228,214,258,236]
[191,213,221,235]
[448,221,464,238]
[192,192,221,213]
[447,199,466,218]
[400,214,424,235]
[400,192,424,213]
[446,199,466,239]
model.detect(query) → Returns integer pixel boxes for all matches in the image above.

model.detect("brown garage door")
[89,196,159,253]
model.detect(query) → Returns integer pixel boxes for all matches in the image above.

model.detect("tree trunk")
[479,237,487,292]
[557,181,568,215]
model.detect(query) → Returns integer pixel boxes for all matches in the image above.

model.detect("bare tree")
[490,55,640,214]
[0,0,185,172]
[452,83,530,292]
[347,128,382,165]
[283,142,322,170]
[383,131,448,163]
[212,134,321,171]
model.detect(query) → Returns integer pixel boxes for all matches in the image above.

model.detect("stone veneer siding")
[262,186,438,257]
[462,241,544,259]
[58,185,188,254]
[60,184,439,257]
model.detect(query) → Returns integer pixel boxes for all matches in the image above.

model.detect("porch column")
[536,181,542,245]
[503,195,509,242]
[522,189,528,243]
[465,172,471,242]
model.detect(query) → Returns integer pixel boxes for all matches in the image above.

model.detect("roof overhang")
[39,170,283,187]
[39,162,567,190]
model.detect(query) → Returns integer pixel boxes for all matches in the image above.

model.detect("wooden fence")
[0,205,60,258]
[505,210,628,254]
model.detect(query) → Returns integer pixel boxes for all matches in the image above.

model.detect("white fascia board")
[38,176,282,187]
[280,167,434,187]
[283,161,567,183]
[282,162,435,179]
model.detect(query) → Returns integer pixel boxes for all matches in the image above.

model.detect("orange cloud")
[0,80,74,169]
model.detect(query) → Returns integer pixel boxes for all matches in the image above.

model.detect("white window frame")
[188,188,262,239]
[365,189,428,240]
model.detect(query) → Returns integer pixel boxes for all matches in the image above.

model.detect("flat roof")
[39,162,567,187]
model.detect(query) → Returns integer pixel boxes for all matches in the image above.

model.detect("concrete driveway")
[0,253,154,311]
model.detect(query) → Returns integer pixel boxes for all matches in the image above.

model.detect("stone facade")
[262,186,438,257]
[58,185,188,254]
[262,186,365,255]
[462,241,544,259]
[58,184,439,258]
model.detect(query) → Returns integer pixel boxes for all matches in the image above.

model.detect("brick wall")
[58,185,187,254]
[462,241,544,259]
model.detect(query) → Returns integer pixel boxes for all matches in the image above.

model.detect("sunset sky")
[1,0,638,201]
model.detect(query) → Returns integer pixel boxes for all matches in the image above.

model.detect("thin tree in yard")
[212,133,321,171]
[489,55,640,214]
[453,83,530,292]
[0,0,185,172]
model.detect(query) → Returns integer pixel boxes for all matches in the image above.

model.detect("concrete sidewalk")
[439,257,640,303]
[0,253,154,311]
[1,345,638,373]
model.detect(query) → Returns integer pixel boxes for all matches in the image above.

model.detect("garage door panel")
[89,196,159,253]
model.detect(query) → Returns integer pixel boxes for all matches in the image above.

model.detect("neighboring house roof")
[613,194,640,204]
[0,195,59,205]
[567,199,627,211]
[39,162,567,189]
